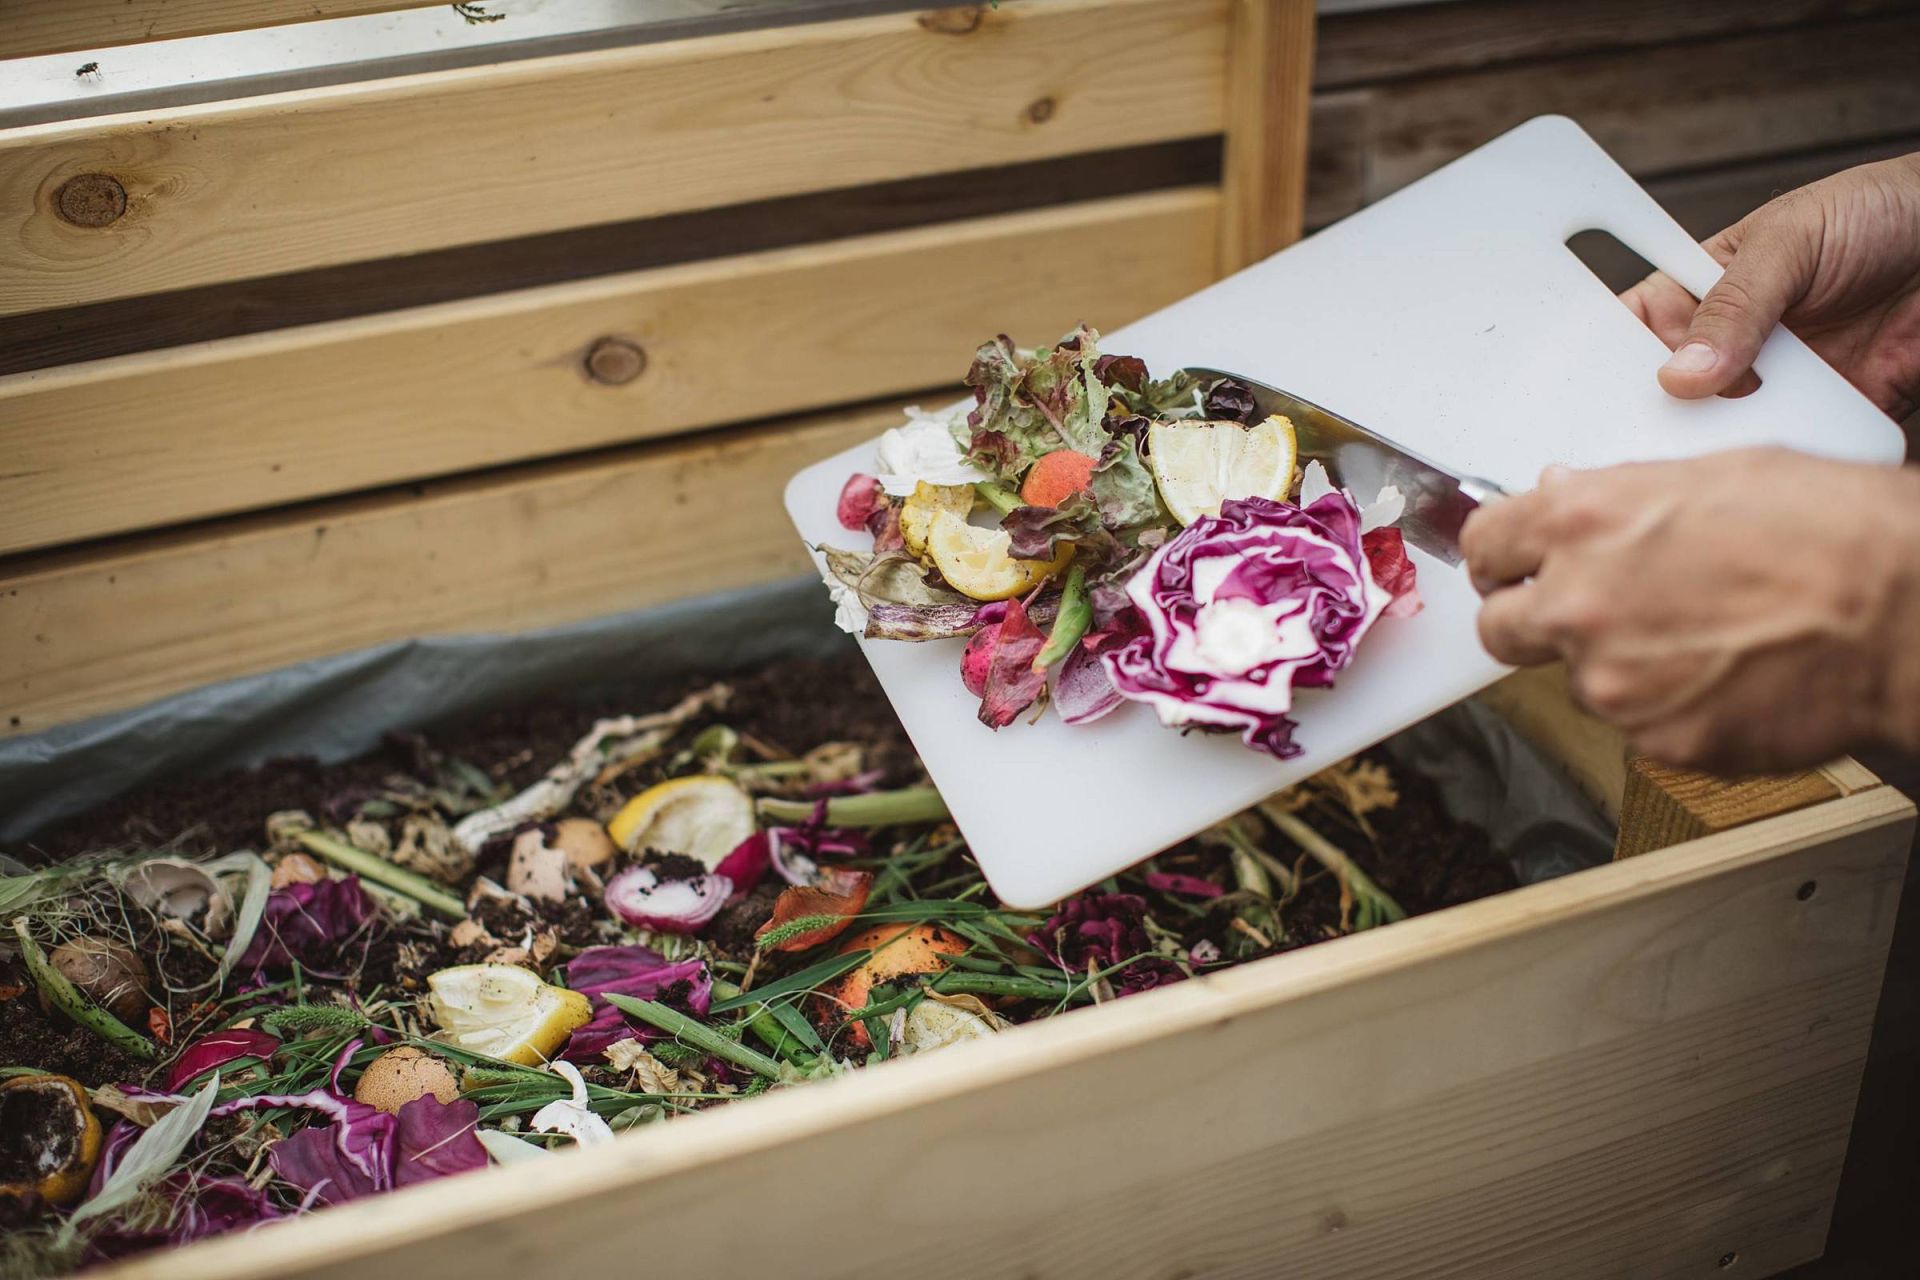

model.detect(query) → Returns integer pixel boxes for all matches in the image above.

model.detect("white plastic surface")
[785,117,1905,909]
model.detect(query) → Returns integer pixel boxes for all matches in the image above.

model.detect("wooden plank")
[0,188,1219,555]
[0,0,1228,317]
[1303,13,1920,227]
[0,139,1222,378]
[0,398,920,736]
[1614,754,1884,860]
[0,2,442,61]
[1217,0,1315,270]
[1314,0,1917,89]
[101,787,1915,1280]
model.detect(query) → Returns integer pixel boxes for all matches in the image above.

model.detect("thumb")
[1657,219,1810,399]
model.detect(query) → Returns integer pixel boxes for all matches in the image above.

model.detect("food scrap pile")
[0,660,1513,1274]
[821,326,1420,758]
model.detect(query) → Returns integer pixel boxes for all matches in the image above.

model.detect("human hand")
[1460,447,1920,773]
[1621,151,1920,419]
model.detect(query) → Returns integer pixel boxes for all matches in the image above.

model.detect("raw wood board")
[786,116,1907,909]
[0,189,1216,554]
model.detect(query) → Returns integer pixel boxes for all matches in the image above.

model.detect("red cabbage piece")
[1102,494,1390,759]
[167,1028,281,1091]
[714,831,771,898]
[562,944,713,1061]
[237,875,379,975]
[265,1094,484,1206]
[1029,893,1182,995]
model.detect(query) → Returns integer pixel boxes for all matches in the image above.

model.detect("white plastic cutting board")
[785,116,1904,909]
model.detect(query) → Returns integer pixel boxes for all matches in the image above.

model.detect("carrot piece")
[1019,450,1097,509]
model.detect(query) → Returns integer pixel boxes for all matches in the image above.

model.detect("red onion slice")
[603,864,733,934]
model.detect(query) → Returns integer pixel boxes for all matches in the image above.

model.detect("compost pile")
[0,658,1513,1274]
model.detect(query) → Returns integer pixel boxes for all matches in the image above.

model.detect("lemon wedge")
[1146,414,1298,526]
[925,511,1072,602]
[607,775,756,868]
[427,964,591,1067]
[899,482,975,559]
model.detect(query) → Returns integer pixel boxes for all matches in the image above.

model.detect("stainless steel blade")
[1174,367,1507,565]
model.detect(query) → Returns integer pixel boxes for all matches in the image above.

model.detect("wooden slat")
[0,2,442,61]
[1303,12,1920,227]
[1217,0,1316,270]
[0,0,1228,317]
[1614,754,1884,860]
[0,139,1223,378]
[1313,0,1918,89]
[0,188,1219,555]
[0,398,917,736]
[100,787,1915,1280]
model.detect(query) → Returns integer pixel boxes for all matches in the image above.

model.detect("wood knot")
[584,337,646,386]
[917,6,984,35]
[55,173,126,227]
[1025,96,1056,125]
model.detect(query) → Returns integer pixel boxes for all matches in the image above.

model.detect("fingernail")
[1663,341,1718,374]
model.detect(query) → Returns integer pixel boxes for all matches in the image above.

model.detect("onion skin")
[603,864,732,934]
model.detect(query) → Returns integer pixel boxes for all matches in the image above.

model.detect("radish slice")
[603,864,732,934]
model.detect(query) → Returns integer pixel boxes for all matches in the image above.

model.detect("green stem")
[1263,807,1406,927]
[757,787,949,828]
[710,979,819,1067]
[932,972,1081,1000]
[11,917,156,1061]
[1033,566,1090,671]
[602,994,785,1081]
[293,830,466,919]
[974,482,1021,516]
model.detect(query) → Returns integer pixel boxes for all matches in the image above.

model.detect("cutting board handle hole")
[1565,230,1763,397]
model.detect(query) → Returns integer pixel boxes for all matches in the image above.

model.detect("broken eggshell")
[506,829,575,904]
[121,858,232,936]
[352,1047,461,1116]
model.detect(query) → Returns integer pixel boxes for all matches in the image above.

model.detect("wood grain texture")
[0,139,1224,378]
[0,399,914,735]
[0,189,1218,555]
[97,787,1915,1280]
[1217,0,1315,270]
[0,0,1228,317]
[1303,12,1920,227]
[1313,0,1918,89]
[1614,755,1883,861]
[0,1,442,60]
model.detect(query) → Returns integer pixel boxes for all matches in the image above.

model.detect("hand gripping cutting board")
[785,116,1905,909]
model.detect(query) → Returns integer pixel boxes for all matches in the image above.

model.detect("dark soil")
[8,653,1517,1081]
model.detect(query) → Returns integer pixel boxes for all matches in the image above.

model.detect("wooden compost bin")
[0,2,1912,1277]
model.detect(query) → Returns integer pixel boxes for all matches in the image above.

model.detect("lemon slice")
[899,482,975,559]
[1146,414,1298,526]
[427,964,591,1067]
[607,775,756,867]
[925,511,1072,602]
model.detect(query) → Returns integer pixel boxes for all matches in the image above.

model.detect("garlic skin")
[873,408,987,496]
[530,1061,615,1148]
